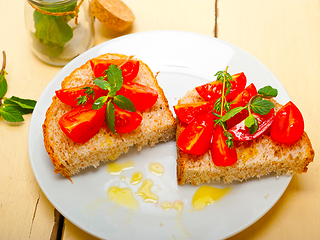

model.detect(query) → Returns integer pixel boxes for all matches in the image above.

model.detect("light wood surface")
[1,0,319,239]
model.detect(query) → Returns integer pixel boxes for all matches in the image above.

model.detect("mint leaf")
[258,86,278,98]
[106,101,116,134]
[5,96,36,109]
[106,64,123,92]
[92,96,108,109]
[251,98,274,115]
[248,118,259,135]
[33,11,73,58]
[93,79,111,91]
[245,114,255,128]
[0,73,7,99]
[220,106,245,122]
[0,107,24,122]
[245,114,259,135]
[3,98,34,115]
[113,95,136,112]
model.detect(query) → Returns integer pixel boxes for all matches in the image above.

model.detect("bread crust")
[176,89,315,185]
[43,53,176,178]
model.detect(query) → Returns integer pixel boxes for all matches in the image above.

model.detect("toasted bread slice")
[176,89,315,185]
[43,53,176,178]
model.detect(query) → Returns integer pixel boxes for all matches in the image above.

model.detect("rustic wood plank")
[94,0,216,45]
[0,1,62,239]
[216,0,320,239]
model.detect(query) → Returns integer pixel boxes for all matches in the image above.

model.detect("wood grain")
[0,0,319,239]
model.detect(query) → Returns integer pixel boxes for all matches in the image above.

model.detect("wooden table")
[1,0,319,239]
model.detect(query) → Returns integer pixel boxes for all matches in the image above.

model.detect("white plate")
[28,30,292,240]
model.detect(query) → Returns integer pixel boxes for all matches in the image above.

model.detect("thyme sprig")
[211,67,278,148]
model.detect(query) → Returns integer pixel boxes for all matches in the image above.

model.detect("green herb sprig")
[213,67,233,113]
[0,51,37,123]
[33,2,77,58]
[216,85,278,135]
[77,64,135,134]
[211,67,278,149]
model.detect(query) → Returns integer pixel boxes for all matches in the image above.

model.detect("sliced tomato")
[270,101,304,144]
[90,59,140,82]
[195,72,247,102]
[210,124,237,166]
[58,104,106,143]
[174,101,216,124]
[116,82,158,111]
[114,106,143,134]
[177,113,214,155]
[55,84,108,107]
[226,83,258,128]
[228,108,275,141]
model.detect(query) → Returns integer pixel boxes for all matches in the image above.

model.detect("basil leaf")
[0,107,24,122]
[251,99,274,115]
[220,106,246,122]
[0,74,7,99]
[93,79,111,91]
[5,96,36,110]
[92,96,108,109]
[113,95,136,112]
[258,86,278,98]
[106,64,123,92]
[106,101,116,134]
[249,118,259,135]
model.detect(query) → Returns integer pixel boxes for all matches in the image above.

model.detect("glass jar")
[24,0,94,66]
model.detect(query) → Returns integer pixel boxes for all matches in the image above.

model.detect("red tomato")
[173,101,216,124]
[195,72,247,102]
[210,124,237,166]
[228,108,275,141]
[177,113,214,155]
[90,59,140,82]
[114,106,143,133]
[59,104,106,143]
[270,101,304,144]
[226,83,258,128]
[55,84,108,107]
[116,82,158,111]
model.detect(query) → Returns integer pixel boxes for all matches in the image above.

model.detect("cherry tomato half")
[117,82,158,111]
[270,101,304,144]
[90,59,140,82]
[228,108,275,141]
[173,101,216,124]
[114,106,143,134]
[226,83,258,128]
[195,72,247,102]
[177,113,214,155]
[210,124,237,166]
[56,84,108,107]
[59,104,106,143]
